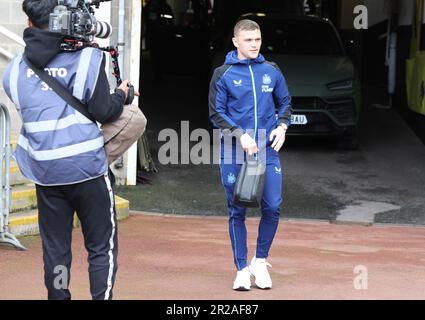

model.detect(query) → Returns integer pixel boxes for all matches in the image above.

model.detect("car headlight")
[327,79,353,91]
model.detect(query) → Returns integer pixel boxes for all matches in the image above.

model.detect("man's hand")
[118,80,130,101]
[118,80,141,102]
[240,133,259,155]
[270,124,287,152]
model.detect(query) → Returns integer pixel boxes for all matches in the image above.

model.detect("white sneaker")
[233,267,251,291]
[249,257,272,289]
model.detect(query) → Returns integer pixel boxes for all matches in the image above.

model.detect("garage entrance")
[116,0,425,226]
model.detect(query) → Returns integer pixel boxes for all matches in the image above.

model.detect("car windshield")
[259,19,344,56]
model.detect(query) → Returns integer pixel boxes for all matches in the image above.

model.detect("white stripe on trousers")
[103,172,116,300]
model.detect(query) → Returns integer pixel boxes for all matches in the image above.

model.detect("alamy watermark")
[353,265,368,290]
[53,265,69,290]
[354,5,368,30]
[157,121,270,165]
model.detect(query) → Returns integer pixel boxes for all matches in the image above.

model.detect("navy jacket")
[209,50,292,148]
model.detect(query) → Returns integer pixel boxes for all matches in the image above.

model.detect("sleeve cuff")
[278,118,290,128]
[114,88,126,104]
[231,128,245,139]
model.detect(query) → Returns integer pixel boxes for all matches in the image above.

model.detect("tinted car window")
[259,20,344,56]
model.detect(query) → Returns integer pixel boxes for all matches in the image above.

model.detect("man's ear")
[232,37,239,48]
[27,19,34,28]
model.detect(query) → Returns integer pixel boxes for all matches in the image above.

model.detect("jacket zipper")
[248,63,258,142]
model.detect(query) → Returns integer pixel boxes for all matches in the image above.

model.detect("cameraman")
[2,0,134,300]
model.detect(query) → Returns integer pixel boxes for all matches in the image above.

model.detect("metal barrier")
[0,25,25,61]
[0,103,26,250]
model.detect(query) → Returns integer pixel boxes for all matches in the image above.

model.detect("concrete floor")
[1,213,425,300]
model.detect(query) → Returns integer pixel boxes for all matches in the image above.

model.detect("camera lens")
[95,21,112,39]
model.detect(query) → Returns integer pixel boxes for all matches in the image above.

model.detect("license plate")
[291,114,308,125]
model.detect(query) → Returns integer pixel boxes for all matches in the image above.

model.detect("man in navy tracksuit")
[209,19,292,291]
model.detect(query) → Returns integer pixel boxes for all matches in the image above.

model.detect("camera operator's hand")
[118,80,130,101]
[118,80,140,104]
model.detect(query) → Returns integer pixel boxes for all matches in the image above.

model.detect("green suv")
[212,13,361,149]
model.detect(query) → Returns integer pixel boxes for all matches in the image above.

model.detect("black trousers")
[35,172,118,300]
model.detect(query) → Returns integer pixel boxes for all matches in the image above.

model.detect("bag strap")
[22,54,95,122]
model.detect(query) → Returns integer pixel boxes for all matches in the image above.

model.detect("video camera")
[49,0,113,50]
[49,0,134,104]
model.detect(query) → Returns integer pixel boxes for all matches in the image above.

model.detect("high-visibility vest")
[3,47,108,186]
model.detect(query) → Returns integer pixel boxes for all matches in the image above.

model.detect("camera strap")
[22,54,96,123]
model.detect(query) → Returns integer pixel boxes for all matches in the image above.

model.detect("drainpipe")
[118,0,125,77]
[111,0,126,172]
[125,0,142,186]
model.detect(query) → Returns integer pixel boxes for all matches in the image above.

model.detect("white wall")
[0,0,28,140]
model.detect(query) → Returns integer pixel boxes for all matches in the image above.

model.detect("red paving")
[1,212,425,300]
